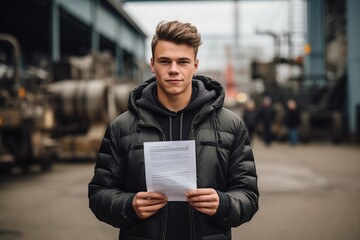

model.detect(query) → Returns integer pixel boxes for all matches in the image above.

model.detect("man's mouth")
[166,79,181,83]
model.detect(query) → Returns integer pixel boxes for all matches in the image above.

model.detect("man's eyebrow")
[156,57,191,61]
[157,57,170,60]
[178,57,191,61]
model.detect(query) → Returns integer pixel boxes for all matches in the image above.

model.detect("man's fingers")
[132,192,168,219]
[137,202,167,211]
[186,188,219,216]
[186,188,217,198]
[186,189,218,202]
[187,194,217,203]
[193,207,217,216]
[133,197,167,207]
[188,200,218,208]
[134,201,167,219]
[136,202,167,214]
[136,191,167,200]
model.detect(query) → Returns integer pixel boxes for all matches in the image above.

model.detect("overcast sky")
[122,1,296,70]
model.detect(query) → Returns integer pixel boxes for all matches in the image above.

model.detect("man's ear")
[194,59,199,74]
[150,57,155,73]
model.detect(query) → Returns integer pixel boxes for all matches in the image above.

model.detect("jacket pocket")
[132,144,144,151]
[198,213,231,240]
[120,212,162,240]
[200,141,218,147]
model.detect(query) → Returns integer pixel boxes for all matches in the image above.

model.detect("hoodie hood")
[128,75,225,117]
[127,75,225,141]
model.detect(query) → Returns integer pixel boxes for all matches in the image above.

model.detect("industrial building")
[0,0,149,169]
[0,0,148,82]
[0,0,359,172]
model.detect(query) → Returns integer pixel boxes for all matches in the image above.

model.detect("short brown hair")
[151,20,202,59]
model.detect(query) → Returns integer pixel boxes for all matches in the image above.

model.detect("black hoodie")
[136,79,217,141]
[136,78,217,240]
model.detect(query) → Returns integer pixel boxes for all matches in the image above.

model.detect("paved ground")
[234,139,360,240]
[0,139,359,240]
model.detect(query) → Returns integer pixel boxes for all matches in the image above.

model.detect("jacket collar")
[128,75,225,117]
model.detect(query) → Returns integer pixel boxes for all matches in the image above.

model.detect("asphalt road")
[0,139,359,240]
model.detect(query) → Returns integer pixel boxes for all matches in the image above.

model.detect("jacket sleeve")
[88,124,140,228]
[211,117,259,228]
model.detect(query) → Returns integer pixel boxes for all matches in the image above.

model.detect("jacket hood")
[128,75,225,116]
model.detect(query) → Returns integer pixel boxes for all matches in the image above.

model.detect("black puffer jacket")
[88,75,259,240]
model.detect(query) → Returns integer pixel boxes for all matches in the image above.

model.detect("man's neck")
[157,92,191,112]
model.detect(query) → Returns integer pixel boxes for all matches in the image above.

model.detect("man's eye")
[179,61,190,65]
[159,60,170,64]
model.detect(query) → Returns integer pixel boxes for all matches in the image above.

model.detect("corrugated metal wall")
[347,0,360,134]
[57,0,145,58]
[304,0,326,87]
[49,0,147,81]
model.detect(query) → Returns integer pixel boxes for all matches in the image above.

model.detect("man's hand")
[132,192,168,219]
[186,188,219,216]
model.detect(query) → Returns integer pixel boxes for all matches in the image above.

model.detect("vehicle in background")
[0,34,136,173]
[0,33,57,172]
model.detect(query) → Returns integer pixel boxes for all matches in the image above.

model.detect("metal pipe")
[0,33,21,90]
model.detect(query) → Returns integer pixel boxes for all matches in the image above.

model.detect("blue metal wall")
[304,0,326,87]
[347,0,360,135]
[50,0,147,78]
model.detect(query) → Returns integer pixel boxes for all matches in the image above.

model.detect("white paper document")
[144,140,197,201]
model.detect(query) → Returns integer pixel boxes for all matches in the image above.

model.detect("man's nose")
[168,62,179,74]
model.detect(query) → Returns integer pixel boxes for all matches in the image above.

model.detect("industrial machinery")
[249,0,347,143]
[0,33,57,172]
[251,57,346,143]
[298,0,347,143]
[1,33,136,170]
[297,76,345,143]
[46,52,136,160]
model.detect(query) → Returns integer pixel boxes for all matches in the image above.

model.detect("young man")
[88,20,259,240]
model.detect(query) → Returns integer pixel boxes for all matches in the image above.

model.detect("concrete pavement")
[234,139,360,240]
[0,139,359,240]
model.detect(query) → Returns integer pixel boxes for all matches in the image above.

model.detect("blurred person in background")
[285,99,301,145]
[88,20,259,240]
[258,96,275,146]
[243,99,258,142]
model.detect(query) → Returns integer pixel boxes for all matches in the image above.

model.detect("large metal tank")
[48,79,110,125]
[47,78,135,159]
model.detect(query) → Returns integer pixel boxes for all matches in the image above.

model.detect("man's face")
[151,40,199,100]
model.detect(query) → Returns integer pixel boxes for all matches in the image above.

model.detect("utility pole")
[234,0,240,56]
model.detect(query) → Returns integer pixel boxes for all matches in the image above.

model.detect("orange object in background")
[225,62,237,99]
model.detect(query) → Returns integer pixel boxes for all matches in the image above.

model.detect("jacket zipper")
[189,112,201,140]
[161,205,168,240]
[188,112,203,240]
[139,122,169,239]
[139,122,166,141]
[189,204,193,240]
[140,114,209,240]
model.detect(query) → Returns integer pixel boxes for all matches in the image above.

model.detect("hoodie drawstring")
[180,113,184,140]
[169,116,173,141]
[169,112,185,141]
